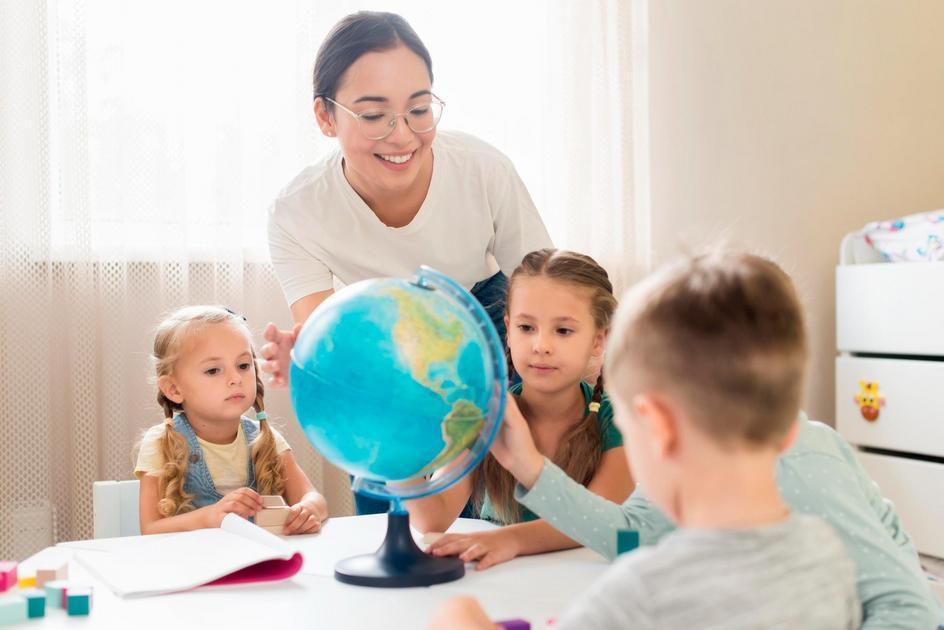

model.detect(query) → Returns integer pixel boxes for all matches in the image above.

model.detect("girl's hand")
[260,322,302,388]
[207,487,264,527]
[427,529,522,571]
[282,497,328,535]
[490,394,545,489]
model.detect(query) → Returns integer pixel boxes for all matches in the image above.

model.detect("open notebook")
[72,514,303,598]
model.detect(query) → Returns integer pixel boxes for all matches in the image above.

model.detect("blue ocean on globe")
[289,267,506,502]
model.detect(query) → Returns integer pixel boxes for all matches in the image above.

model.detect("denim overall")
[172,413,259,508]
[352,270,509,516]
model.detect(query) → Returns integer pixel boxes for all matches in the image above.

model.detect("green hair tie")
[256,411,268,421]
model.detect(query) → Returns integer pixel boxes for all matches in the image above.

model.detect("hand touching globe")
[289,266,507,586]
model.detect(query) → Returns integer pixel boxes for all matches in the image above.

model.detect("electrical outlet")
[9,502,54,559]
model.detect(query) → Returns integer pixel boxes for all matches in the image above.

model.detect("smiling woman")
[262,12,554,514]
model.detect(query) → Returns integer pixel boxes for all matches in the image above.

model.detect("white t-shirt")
[267,130,553,305]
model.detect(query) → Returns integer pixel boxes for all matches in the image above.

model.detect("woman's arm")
[279,449,328,534]
[260,289,333,387]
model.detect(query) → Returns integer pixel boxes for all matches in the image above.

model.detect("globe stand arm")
[333,510,465,588]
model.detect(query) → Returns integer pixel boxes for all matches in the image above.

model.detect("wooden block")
[0,562,15,593]
[66,586,92,616]
[255,506,291,529]
[260,495,287,508]
[19,589,45,619]
[35,561,67,587]
[43,580,68,609]
[0,595,27,625]
[616,529,640,555]
[16,576,36,589]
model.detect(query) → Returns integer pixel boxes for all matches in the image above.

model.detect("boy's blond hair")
[606,252,808,446]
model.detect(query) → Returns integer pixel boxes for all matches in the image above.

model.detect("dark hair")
[607,252,808,446]
[313,12,434,107]
[473,249,618,524]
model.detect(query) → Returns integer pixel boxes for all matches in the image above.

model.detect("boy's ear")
[632,393,678,460]
[158,375,184,405]
[778,419,800,454]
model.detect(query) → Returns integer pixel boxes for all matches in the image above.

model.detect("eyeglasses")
[322,94,445,141]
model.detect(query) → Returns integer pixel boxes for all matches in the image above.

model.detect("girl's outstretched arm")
[403,471,474,534]
[280,449,328,534]
[428,449,632,569]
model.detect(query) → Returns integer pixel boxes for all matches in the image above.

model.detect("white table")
[20,515,611,629]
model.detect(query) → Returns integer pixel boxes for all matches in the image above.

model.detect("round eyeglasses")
[322,95,445,141]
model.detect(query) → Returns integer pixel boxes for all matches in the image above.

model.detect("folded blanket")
[859,210,944,262]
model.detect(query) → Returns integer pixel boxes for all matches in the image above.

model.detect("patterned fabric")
[859,210,944,262]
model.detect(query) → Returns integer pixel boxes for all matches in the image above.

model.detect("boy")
[430,253,862,628]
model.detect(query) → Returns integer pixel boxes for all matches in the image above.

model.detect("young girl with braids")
[134,306,327,535]
[409,249,634,569]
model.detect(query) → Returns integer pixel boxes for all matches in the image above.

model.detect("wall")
[646,0,944,422]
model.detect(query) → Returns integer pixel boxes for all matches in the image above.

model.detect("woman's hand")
[490,394,545,489]
[260,322,301,388]
[206,487,264,527]
[282,495,328,535]
[428,529,522,571]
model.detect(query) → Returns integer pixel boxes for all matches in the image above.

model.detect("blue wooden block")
[19,589,45,618]
[66,586,92,616]
[0,595,27,625]
[44,579,68,609]
[617,529,640,555]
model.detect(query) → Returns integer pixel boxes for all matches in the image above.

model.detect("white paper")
[74,516,296,598]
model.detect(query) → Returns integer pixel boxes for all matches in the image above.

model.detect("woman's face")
[316,45,436,204]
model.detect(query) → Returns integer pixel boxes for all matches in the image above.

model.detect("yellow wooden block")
[17,576,36,588]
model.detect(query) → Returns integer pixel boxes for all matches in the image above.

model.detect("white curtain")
[0,0,636,558]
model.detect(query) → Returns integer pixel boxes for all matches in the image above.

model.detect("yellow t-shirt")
[134,420,291,495]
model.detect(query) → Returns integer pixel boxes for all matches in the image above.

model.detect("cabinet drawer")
[836,263,944,355]
[855,451,944,558]
[836,356,944,458]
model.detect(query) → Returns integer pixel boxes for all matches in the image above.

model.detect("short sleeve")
[487,154,554,275]
[270,426,292,454]
[267,204,334,305]
[597,396,623,450]
[133,424,168,479]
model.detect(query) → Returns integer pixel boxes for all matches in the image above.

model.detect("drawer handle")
[854,380,886,422]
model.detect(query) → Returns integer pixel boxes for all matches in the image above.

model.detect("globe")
[289,266,507,587]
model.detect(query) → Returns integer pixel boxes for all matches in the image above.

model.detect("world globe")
[289,266,507,587]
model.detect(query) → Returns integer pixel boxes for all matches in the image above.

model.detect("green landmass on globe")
[386,286,485,473]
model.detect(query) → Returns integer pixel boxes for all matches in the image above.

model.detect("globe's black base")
[334,510,465,588]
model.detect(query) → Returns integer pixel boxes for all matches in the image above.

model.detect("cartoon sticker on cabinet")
[854,380,885,422]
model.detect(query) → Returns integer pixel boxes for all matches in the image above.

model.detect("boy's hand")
[490,393,545,489]
[207,487,263,527]
[283,496,328,535]
[428,595,493,629]
[428,529,522,571]
[260,322,302,388]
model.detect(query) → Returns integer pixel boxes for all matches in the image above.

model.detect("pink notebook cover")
[206,552,304,587]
